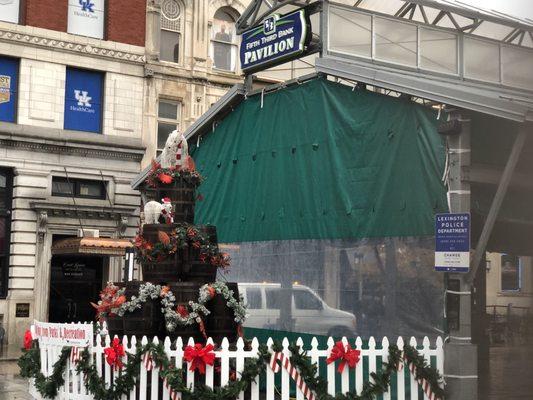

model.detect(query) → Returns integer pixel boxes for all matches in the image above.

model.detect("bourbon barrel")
[204,283,240,344]
[122,281,164,338]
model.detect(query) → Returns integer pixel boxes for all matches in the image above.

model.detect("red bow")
[326,341,361,373]
[183,343,215,374]
[24,329,33,350]
[104,338,125,370]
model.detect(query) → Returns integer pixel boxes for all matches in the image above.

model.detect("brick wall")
[106,0,146,47]
[24,0,68,32]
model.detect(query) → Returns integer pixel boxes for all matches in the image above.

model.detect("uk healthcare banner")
[0,56,18,123]
[435,213,470,272]
[33,320,93,347]
[64,68,103,133]
[67,0,105,39]
[240,9,309,72]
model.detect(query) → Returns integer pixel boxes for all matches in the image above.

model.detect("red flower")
[326,341,360,373]
[23,330,33,350]
[158,231,171,245]
[184,343,215,374]
[158,173,173,184]
[177,305,189,318]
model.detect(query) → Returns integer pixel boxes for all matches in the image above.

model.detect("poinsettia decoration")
[145,160,203,188]
[91,283,126,320]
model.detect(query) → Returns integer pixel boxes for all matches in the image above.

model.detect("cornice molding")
[0,29,146,64]
[0,137,144,162]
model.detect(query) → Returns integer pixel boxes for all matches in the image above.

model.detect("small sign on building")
[33,320,93,347]
[435,213,470,272]
[15,303,30,318]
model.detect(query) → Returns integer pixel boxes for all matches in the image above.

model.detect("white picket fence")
[29,334,444,400]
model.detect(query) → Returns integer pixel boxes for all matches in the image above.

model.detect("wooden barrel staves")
[167,282,205,343]
[122,281,164,338]
[186,225,218,282]
[204,282,240,344]
[142,179,196,223]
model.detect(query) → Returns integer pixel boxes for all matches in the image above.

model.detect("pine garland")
[19,340,444,400]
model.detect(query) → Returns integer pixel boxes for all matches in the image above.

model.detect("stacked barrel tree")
[92,133,246,343]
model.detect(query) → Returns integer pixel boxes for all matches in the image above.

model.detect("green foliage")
[19,340,443,400]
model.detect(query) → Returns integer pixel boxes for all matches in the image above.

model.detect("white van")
[238,283,357,337]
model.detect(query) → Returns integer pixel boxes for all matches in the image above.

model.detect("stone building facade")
[0,0,147,345]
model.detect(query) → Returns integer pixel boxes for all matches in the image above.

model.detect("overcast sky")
[460,0,533,20]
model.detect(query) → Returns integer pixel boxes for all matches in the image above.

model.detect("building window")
[67,0,105,39]
[0,57,19,123]
[501,254,521,291]
[157,100,181,151]
[52,177,107,200]
[64,68,104,133]
[0,169,13,299]
[160,0,183,63]
[0,0,20,24]
[211,8,238,72]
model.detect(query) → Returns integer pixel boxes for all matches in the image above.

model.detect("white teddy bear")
[160,130,189,169]
[143,198,173,224]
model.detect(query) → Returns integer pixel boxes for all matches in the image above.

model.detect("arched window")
[160,0,183,63]
[210,7,238,72]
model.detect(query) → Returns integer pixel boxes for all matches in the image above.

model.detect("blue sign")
[0,56,19,123]
[435,213,470,272]
[64,68,103,133]
[240,10,309,72]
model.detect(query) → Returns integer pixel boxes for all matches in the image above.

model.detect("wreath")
[97,281,247,338]
[19,337,444,400]
[146,160,203,188]
[134,224,231,269]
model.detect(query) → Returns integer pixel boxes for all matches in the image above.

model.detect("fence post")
[281,338,290,400]
[368,337,377,385]
[396,337,405,400]
[382,336,391,400]
[151,337,160,400]
[296,337,305,400]
[326,337,335,395]
[129,336,138,400]
[250,338,260,400]
[162,336,172,400]
[266,338,275,400]
[409,337,418,400]
[205,338,215,390]
[340,337,350,394]
[104,335,112,389]
[236,337,246,400]
[220,337,230,388]
[139,336,148,400]
[355,336,363,395]
[120,335,130,400]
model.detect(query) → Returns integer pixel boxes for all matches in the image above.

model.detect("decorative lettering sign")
[0,56,18,123]
[67,0,105,39]
[240,10,309,72]
[0,0,20,24]
[435,213,470,272]
[64,68,103,133]
[33,320,93,347]
[16,303,30,318]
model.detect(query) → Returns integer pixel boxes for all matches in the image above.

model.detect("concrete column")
[191,0,208,75]
[444,110,478,399]
[146,0,162,61]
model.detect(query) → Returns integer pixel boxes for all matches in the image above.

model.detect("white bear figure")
[160,130,189,169]
[143,201,163,224]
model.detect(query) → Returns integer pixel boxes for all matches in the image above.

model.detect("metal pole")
[468,125,528,284]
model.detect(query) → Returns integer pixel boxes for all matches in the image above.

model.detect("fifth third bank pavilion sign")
[240,10,309,72]
[435,213,470,273]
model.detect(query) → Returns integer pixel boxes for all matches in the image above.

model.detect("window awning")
[51,237,134,256]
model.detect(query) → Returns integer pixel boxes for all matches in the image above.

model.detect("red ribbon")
[104,338,125,370]
[183,343,215,375]
[326,341,361,373]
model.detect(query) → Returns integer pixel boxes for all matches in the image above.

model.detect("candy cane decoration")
[270,352,316,400]
[143,352,153,371]
[70,347,81,364]
[163,376,181,400]
[143,351,181,400]
[398,352,441,400]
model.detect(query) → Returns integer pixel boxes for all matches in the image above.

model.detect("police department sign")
[240,10,309,72]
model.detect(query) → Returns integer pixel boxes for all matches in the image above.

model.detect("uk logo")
[79,0,95,13]
[74,90,92,107]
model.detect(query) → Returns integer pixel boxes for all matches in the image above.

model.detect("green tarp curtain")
[192,77,447,243]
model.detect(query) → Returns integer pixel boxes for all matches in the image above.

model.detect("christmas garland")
[19,339,444,400]
[90,282,126,320]
[134,224,231,268]
[98,281,247,336]
[146,160,203,188]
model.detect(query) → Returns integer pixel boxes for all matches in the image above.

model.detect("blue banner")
[435,213,470,272]
[64,68,103,133]
[0,57,19,123]
[240,10,308,72]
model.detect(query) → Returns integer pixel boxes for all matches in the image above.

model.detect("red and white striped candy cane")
[269,352,316,400]
[143,352,153,371]
[398,352,440,400]
[70,347,80,363]
[163,376,181,400]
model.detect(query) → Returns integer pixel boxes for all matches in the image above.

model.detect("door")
[48,253,104,323]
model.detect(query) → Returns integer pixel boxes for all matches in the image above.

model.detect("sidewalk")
[0,361,31,400]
